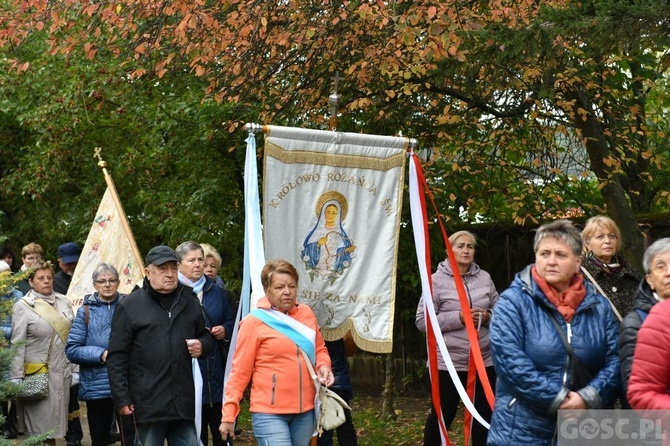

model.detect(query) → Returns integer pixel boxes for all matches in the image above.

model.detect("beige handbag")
[300,350,351,436]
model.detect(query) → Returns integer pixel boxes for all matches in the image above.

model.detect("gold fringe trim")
[266,142,405,172]
[322,321,393,354]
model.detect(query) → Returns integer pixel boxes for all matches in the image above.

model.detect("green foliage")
[0,35,251,289]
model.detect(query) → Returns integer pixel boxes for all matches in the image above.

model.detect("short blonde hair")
[581,216,622,255]
[200,243,222,270]
[22,242,43,258]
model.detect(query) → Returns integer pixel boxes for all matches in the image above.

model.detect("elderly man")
[53,242,81,295]
[107,245,212,446]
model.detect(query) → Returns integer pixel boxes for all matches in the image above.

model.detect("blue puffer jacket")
[66,292,124,401]
[1,288,23,340]
[487,266,620,446]
[197,278,235,405]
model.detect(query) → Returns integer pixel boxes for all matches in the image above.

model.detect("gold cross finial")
[94,147,108,169]
[331,71,342,95]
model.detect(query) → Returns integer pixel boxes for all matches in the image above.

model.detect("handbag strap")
[541,306,576,359]
[580,266,623,322]
[300,348,335,396]
[300,348,319,387]
[26,333,54,375]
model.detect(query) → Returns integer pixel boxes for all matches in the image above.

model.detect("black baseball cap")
[145,245,178,266]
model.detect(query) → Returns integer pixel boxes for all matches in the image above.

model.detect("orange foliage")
[0,0,543,126]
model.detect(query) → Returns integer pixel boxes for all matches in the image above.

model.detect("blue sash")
[251,309,316,364]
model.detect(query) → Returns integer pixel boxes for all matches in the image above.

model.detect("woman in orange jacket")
[220,260,334,445]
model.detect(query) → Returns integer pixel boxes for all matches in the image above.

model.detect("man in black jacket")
[53,241,81,295]
[107,245,212,446]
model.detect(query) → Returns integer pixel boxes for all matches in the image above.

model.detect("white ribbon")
[193,358,204,445]
[408,153,490,435]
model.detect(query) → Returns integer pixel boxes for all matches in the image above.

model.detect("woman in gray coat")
[416,230,499,446]
[10,260,75,445]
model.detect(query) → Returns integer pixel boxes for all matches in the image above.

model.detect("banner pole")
[328,71,342,131]
[94,147,145,272]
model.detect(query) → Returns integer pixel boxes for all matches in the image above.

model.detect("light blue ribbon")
[251,309,316,364]
[240,131,266,318]
[225,131,267,385]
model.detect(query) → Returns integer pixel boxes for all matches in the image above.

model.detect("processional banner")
[67,187,144,310]
[262,125,407,353]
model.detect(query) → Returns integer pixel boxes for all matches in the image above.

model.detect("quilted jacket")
[66,292,124,400]
[618,279,656,402]
[415,260,499,371]
[197,277,235,405]
[487,266,620,446]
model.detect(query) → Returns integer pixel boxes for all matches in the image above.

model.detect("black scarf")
[144,277,178,312]
[586,251,624,275]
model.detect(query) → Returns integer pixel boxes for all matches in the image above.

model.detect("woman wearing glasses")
[66,263,135,446]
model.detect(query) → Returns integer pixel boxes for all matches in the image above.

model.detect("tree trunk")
[380,352,396,419]
[566,90,646,272]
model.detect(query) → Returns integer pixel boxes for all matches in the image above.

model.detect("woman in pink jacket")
[220,260,334,445]
[627,239,670,409]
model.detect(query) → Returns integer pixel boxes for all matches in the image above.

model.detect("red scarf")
[532,266,586,322]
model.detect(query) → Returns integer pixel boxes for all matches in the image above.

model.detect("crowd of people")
[0,241,241,446]
[3,213,670,446]
[416,217,670,445]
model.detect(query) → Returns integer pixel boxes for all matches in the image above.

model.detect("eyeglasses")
[94,279,119,285]
[650,263,670,275]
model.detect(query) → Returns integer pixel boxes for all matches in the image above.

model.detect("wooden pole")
[94,147,145,273]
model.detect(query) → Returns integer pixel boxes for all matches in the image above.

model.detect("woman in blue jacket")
[65,263,134,446]
[488,220,620,445]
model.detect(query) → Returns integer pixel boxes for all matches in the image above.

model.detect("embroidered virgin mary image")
[301,191,356,282]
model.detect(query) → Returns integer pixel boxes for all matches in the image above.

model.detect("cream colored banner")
[67,188,144,311]
[263,125,407,353]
